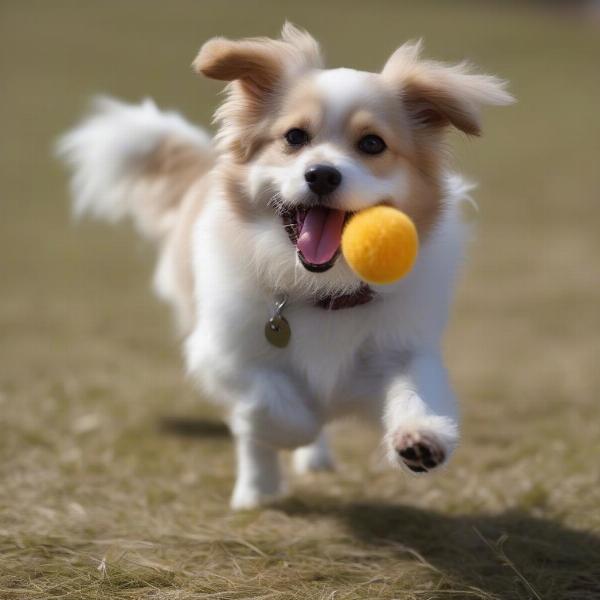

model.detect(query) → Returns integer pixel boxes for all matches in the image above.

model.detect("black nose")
[304,164,342,196]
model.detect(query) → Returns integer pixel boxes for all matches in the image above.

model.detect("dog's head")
[194,24,512,297]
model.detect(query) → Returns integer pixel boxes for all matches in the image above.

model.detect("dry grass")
[1,1,599,598]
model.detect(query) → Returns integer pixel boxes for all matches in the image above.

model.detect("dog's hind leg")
[292,430,335,474]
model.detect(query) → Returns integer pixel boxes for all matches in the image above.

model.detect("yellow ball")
[341,206,419,285]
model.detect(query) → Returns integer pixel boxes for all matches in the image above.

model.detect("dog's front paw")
[394,431,446,472]
[230,480,284,511]
[387,417,458,473]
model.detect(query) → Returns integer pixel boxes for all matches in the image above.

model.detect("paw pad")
[395,433,446,473]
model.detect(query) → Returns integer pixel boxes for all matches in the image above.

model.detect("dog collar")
[313,284,375,310]
[264,285,375,349]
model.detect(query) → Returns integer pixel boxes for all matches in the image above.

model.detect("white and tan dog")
[59,24,512,509]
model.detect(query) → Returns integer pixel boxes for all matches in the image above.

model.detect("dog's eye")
[285,128,310,147]
[357,134,386,155]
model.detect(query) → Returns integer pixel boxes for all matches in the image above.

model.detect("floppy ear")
[193,23,322,99]
[382,40,514,136]
[192,24,322,161]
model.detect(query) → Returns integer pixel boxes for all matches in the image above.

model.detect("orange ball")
[341,206,419,285]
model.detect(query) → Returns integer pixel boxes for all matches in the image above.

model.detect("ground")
[1,1,599,598]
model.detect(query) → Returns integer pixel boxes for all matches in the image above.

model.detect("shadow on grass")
[278,495,600,599]
[158,416,230,439]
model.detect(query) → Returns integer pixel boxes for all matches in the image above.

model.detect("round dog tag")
[264,315,291,348]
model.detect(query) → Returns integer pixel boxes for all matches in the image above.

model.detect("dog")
[58,24,513,509]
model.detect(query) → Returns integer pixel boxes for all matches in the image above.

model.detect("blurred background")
[1,1,599,599]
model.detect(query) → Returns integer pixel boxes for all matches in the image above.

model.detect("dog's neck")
[313,284,375,310]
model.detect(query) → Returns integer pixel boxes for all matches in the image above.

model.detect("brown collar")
[314,284,375,310]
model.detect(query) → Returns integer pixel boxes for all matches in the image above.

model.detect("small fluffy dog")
[59,24,512,509]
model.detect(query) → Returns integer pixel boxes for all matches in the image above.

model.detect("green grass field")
[1,1,599,598]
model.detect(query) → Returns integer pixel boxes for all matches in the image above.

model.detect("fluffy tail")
[57,97,213,241]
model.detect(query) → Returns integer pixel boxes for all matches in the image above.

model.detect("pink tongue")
[297,207,345,265]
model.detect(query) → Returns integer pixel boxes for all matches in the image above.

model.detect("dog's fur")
[58,24,513,509]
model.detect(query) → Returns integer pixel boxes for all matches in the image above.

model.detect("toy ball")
[341,206,419,285]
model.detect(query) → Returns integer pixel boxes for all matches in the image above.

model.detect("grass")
[1,1,599,598]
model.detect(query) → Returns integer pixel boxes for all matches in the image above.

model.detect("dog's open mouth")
[282,206,350,272]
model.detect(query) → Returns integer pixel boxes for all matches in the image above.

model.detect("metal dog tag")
[264,315,291,348]
[264,294,290,348]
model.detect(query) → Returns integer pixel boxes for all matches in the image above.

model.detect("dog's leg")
[228,370,321,509]
[292,430,335,475]
[230,436,282,510]
[383,350,459,473]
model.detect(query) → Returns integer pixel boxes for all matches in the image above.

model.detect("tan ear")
[193,37,284,97]
[193,23,322,98]
[382,40,514,136]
